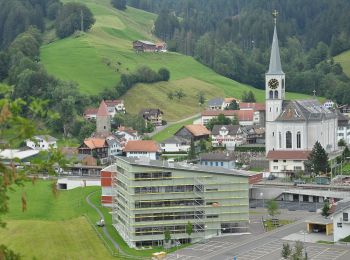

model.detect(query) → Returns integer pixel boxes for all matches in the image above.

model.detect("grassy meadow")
[41,0,312,121]
[1,180,172,259]
[335,49,350,77]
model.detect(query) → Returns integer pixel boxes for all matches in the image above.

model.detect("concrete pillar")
[299,194,303,202]
[289,194,293,202]
[309,196,313,203]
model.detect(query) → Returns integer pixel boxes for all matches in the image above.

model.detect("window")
[279,132,282,148]
[215,162,219,166]
[270,107,272,112]
[269,90,273,99]
[297,132,301,148]
[273,160,278,162]
[272,132,275,137]
[337,223,343,228]
[273,166,278,170]
[283,160,286,163]
[220,162,224,166]
[282,79,285,89]
[343,212,349,222]
[286,131,292,148]
[274,90,278,99]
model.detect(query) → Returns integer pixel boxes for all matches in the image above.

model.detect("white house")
[26,135,57,150]
[333,198,350,242]
[106,138,122,157]
[105,100,125,117]
[160,136,190,153]
[207,98,224,110]
[337,112,350,145]
[123,140,160,160]
[201,110,255,126]
[211,125,245,149]
[323,100,335,109]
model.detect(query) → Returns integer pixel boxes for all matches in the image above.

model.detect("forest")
[129,0,350,105]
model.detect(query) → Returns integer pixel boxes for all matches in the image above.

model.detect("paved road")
[167,211,350,260]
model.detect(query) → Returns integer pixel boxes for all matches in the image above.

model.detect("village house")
[123,140,161,160]
[133,40,166,53]
[26,135,57,151]
[106,138,122,157]
[333,198,350,242]
[139,108,163,126]
[199,152,236,169]
[201,110,255,126]
[160,136,190,153]
[83,100,125,120]
[239,102,266,126]
[115,126,140,147]
[207,97,224,110]
[211,125,245,149]
[105,100,126,117]
[83,108,98,120]
[241,126,265,144]
[223,97,240,109]
[337,112,350,145]
[174,124,211,142]
[78,138,109,161]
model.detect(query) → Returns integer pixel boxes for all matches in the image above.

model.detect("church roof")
[276,99,337,122]
[97,101,109,117]
[266,25,284,75]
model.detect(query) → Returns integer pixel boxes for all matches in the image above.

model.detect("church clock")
[268,78,279,89]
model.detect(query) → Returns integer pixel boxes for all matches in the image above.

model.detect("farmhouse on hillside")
[174,124,211,142]
[139,108,163,126]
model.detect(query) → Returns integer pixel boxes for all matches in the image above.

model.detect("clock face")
[268,78,279,89]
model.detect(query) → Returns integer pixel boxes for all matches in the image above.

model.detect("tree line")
[129,0,350,105]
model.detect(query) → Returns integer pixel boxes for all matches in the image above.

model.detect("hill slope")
[335,50,350,77]
[41,0,311,121]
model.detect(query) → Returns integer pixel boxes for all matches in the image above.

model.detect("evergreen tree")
[111,0,127,10]
[164,228,171,243]
[186,221,193,241]
[187,139,196,160]
[281,243,291,259]
[308,141,329,175]
[322,202,330,217]
[225,100,239,110]
[158,67,170,81]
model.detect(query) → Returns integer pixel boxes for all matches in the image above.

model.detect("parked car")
[293,179,306,186]
[267,174,276,180]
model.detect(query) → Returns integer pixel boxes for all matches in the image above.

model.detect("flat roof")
[283,188,350,199]
[117,156,253,178]
[0,149,39,160]
[305,214,332,225]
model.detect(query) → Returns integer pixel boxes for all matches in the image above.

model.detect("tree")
[164,228,171,243]
[308,141,329,175]
[187,139,196,160]
[322,202,330,217]
[225,100,239,110]
[158,68,170,81]
[174,89,186,100]
[290,241,304,260]
[338,139,346,147]
[111,0,127,10]
[205,114,237,131]
[56,2,95,38]
[242,90,256,102]
[266,200,280,218]
[186,221,193,241]
[281,243,292,259]
[197,91,205,106]
[167,91,174,100]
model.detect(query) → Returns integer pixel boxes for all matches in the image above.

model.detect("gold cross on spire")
[272,9,279,25]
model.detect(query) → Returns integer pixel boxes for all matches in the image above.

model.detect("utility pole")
[80,9,84,32]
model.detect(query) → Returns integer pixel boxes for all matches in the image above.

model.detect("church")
[265,15,339,177]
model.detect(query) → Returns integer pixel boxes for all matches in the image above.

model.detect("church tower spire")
[265,10,285,122]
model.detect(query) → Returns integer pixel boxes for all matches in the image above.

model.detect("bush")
[111,0,127,10]
[158,67,170,81]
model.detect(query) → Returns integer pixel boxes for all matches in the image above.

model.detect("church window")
[104,126,106,129]
[297,132,301,148]
[274,90,278,99]
[286,131,292,148]
[282,79,285,89]
[272,132,275,137]
[269,91,273,99]
[276,107,278,112]
[279,132,282,148]
[269,107,272,112]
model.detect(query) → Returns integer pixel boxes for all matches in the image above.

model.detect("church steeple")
[267,24,284,75]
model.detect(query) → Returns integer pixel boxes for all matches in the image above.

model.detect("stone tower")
[96,100,111,134]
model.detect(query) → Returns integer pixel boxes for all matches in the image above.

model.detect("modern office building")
[112,156,251,248]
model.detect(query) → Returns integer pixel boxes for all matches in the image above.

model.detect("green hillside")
[335,50,350,77]
[41,0,311,121]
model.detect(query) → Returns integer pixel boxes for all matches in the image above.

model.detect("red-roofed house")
[83,108,98,120]
[267,150,311,177]
[239,102,265,126]
[78,137,109,160]
[201,110,255,126]
[124,140,160,160]
[105,100,125,117]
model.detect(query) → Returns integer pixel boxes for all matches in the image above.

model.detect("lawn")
[264,219,292,231]
[334,49,350,77]
[0,218,114,260]
[2,180,186,259]
[41,0,313,121]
